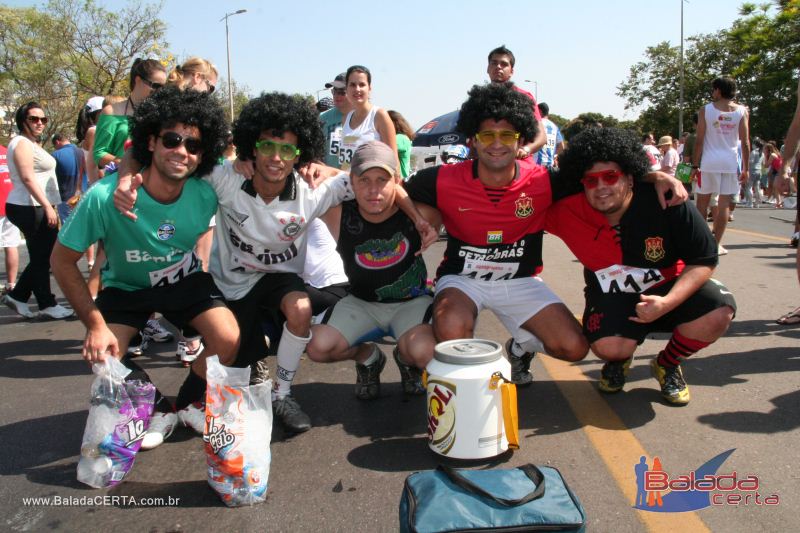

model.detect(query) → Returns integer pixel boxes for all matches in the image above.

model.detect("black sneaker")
[354,346,386,400]
[505,339,535,387]
[598,357,632,394]
[650,360,691,405]
[272,395,311,433]
[393,348,425,395]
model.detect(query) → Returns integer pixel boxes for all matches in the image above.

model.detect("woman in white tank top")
[339,65,398,170]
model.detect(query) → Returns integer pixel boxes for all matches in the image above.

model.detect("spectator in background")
[642,132,661,171]
[319,72,352,168]
[340,65,398,170]
[692,76,750,256]
[743,138,764,208]
[764,143,783,207]
[658,135,678,176]
[166,56,217,94]
[486,45,546,158]
[535,102,564,168]
[682,115,699,198]
[51,133,85,224]
[93,58,167,170]
[0,145,20,294]
[2,102,73,320]
[388,110,415,179]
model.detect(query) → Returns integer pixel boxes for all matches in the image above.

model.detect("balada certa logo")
[634,449,779,512]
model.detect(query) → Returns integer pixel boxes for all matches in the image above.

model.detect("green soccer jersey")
[93,114,130,165]
[58,173,218,291]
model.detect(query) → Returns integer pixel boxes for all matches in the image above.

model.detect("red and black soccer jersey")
[405,160,575,281]
[545,182,718,294]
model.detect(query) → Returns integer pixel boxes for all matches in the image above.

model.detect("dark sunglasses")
[580,169,624,189]
[140,77,164,91]
[332,88,346,96]
[159,131,203,155]
[27,115,48,125]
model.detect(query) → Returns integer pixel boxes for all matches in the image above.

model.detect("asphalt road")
[1,204,797,532]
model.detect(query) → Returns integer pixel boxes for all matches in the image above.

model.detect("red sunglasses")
[581,169,624,189]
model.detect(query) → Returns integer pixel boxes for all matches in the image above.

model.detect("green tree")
[0,0,168,145]
[617,1,799,141]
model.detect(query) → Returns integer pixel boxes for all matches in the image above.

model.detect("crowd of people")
[0,47,797,463]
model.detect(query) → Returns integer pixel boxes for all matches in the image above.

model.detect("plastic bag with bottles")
[204,355,272,507]
[76,357,155,488]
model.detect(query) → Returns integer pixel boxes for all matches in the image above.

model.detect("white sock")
[272,322,311,401]
[511,336,546,356]
[360,344,380,366]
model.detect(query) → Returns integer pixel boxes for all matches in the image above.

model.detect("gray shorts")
[324,294,433,346]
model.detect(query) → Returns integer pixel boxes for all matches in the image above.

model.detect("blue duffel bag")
[399,464,586,532]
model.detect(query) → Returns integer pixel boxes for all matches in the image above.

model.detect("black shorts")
[582,278,737,344]
[95,272,227,331]
[226,272,307,367]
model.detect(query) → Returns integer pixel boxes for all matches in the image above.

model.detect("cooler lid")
[434,339,502,365]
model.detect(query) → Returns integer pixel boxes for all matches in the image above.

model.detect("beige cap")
[351,140,397,177]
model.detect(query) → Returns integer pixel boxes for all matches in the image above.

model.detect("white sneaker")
[40,303,74,319]
[127,334,149,357]
[143,318,173,343]
[178,402,206,434]
[140,411,178,450]
[718,245,728,256]
[177,340,204,367]
[2,294,38,319]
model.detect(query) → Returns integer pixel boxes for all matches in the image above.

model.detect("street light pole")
[679,0,685,136]
[221,9,247,122]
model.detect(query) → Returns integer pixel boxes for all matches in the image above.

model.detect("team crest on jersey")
[278,216,306,242]
[514,193,533,218]
[156,223,175,241]
[644,237,665,262]
[487,231,503,244]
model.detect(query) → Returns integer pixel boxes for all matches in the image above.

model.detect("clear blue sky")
[13,0,748,128]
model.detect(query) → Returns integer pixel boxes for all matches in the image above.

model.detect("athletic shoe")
[272,395,311,433]
[250,359,270,386]
[791,232,799,248]
[354,346,386,400]
[178,402,207,434]
[177,340,204,367]
[717,245,728,256]
[598,357,632,394]
[393,347,425,395]
[140,411,178,450]
[40,304,74,319]
[650,359,691,405]
[127,333,149,357]
[143,318,173,343]
[2,294,38,319]
[505,338,535,386]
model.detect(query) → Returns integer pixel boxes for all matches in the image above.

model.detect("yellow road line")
[727,227,790,242]
[539,357,710,533]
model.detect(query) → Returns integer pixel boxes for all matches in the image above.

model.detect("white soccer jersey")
[204,161,352,300]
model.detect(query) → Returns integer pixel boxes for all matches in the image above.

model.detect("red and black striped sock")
[656,329,710,368]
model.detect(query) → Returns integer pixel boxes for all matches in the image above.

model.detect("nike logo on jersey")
[458,207,473,212]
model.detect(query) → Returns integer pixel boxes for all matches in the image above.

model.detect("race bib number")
[329,127,342,156]
[338,135,358,169]
[460,259,518,281]
[595,264,663,294]
[147,251,200,288]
